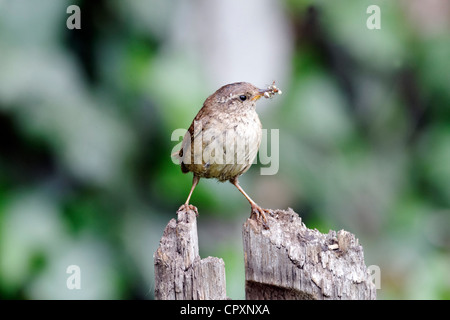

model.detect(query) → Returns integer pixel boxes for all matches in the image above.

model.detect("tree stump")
[243,208,376,300]
[153,209,227,300]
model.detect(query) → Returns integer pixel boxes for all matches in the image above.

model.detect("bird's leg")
[230,177,270,229]
[178,175,199,215]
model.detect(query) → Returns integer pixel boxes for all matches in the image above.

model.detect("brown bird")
[175,82,281,228]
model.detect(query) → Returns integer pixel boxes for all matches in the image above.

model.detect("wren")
[175,82,281,229]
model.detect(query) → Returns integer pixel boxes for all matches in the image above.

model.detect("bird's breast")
[181,110,262,181]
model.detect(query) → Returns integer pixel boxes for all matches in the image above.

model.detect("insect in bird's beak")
[252,81,282,101]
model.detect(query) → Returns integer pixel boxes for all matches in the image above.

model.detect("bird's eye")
[239,95,247,101]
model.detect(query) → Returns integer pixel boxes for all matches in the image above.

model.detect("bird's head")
[208,82,281,112]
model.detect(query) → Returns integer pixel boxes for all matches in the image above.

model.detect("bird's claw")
[250,205,271,230]
[177,204,199,216]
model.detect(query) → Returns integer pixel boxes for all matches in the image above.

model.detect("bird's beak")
[251,88,271,101]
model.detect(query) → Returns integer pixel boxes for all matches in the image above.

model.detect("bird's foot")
[250,205,271,230]
[177,203,199,216]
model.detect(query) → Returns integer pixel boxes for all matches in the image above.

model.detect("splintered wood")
[153,209,227,300]
[243,208,376,300]
[154,207,376,300]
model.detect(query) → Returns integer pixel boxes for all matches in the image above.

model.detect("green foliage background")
[0,0,449,299]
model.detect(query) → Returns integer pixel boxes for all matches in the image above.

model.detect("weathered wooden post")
[243,208,376,300]
[153,209,227,300]
[154,208,376,300]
